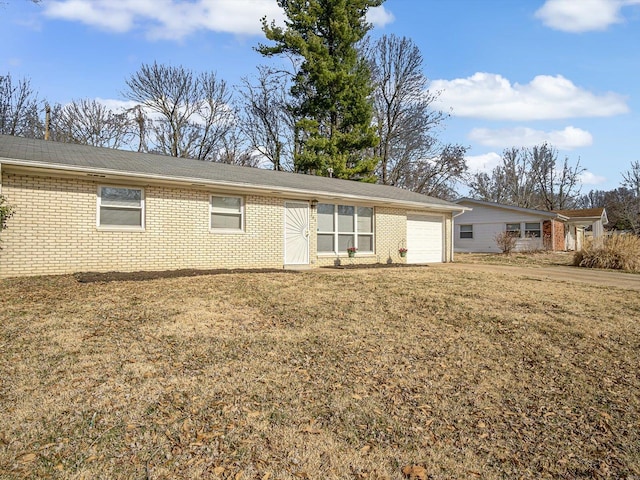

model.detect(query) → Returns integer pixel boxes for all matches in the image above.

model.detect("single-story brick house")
[0,135,469,278]
[453,198,607,253]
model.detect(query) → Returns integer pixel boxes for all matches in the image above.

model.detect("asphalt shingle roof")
[0,135,461,211]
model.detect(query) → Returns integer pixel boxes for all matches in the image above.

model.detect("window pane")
[338,234,355,252]
[100,207,141,226]
[211,213,242,230]
[525,222,541,237]
[506,223,520,232]
[337,205,354,232]
[357,207,373,233]
[212,196,241,213]
[317,204,334,232]
[460,225,472,232]
[358,234,373,252]
[317,234,334,253]
[101,187,141,207]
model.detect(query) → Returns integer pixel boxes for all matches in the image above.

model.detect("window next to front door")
[317,203,374,254]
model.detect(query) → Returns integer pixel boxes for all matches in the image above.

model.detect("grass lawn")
[454,251,575,268]
[1,267,639,479]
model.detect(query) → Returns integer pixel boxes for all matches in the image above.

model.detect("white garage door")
[406,214,444,263]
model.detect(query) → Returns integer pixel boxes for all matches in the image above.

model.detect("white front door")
[284,202,310,265]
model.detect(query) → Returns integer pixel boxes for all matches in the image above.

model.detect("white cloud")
[580,171,608,185]
[469,126,593,150]
[93,98,140,112]
[465,152,502,173]
[430,72,629,121]
[535,0,640,33]
[367,5,395,27]
[41,0,392,40]
[43,0,286,39]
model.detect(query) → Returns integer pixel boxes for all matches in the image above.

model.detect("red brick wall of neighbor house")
[543,220,565,251]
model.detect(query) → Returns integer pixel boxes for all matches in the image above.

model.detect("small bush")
[0,194,15,249]
[494,231,518,254]
[574,235,640,272]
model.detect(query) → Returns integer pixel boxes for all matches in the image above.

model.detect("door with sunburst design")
[284,202,310,265]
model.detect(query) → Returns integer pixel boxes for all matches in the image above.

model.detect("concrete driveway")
[431,262,640,291]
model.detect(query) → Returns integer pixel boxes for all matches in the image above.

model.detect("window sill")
[97,226,145,232]
[209,229,246,234]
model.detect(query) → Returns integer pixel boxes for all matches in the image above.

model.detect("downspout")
[451,210,466,262]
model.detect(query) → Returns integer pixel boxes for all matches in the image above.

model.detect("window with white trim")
[317,203,374,254]
[459,224,473,239]
[97,186,144,228]
[210,196,244,231]
[525,222,541,238]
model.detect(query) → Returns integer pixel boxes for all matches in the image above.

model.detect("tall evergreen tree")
[257,0,381,180]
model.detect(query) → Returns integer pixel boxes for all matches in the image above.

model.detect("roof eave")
[456,197,568,220]
[1,158,467,213]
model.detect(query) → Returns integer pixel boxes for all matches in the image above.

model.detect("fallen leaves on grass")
[1,268,639,479]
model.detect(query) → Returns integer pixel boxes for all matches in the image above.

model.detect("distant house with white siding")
[453,198,608,253]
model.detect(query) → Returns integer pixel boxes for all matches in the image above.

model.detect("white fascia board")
[1,158,468,213]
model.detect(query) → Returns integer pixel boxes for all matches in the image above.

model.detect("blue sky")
[1,0,639,192]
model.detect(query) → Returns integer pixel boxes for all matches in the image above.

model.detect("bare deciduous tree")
[124,63,236,161]
[50,98,136,149]
[468,147,537,208]
[528,143,584,210]
[237,66,295,171]
[622,160,640,197]
[365,35,466,198]
[620,161,640,233]
[0,73,42,138]
[216,129,260,167]
[397,144,467,199]
[468,143,583,210]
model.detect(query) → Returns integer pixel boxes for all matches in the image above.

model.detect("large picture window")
[211,196,244,231]
[98,186,144,229]
[317,204,374,254]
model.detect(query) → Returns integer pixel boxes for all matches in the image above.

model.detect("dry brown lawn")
[1,266,639,479]
[455,251,575,268]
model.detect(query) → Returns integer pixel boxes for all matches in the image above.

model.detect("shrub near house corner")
[574,235,640,272]
[0,194,15,247]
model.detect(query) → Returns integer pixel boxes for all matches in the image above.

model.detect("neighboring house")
[453,198,608,253]
[552,208,608,251]
[0,135,468,278]
[453,198,567,253]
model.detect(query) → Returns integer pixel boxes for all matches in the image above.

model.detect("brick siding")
[542,219,565,251]
[0,173,284,277]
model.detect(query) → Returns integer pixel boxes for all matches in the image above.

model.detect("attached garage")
[406,214,444,263]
